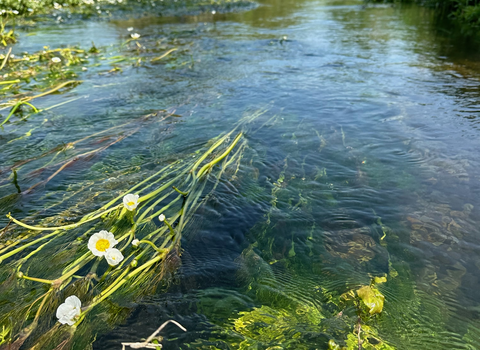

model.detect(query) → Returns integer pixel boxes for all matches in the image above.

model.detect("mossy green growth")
[230,305,324,349]
[345,326,395,350]
[356,285,385,315]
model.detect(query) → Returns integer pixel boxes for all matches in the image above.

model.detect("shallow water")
[2,0,480,349]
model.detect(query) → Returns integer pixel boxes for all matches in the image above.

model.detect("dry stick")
[0,47,12,71]
[26,132,131,192]
[357,316,362,350]
[1,218,11,237]
[1,109,164,182]
[69,109,172,146]
[16,110,172,193]
[121,320,186,350]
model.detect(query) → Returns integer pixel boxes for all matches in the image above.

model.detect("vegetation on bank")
[0,0,254,17]
[370,0,480,34]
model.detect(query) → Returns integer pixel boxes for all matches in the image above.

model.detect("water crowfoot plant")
[0,111,265,348]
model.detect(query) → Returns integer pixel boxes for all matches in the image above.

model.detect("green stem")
[0,230,62,263]
[191,133,231,174]
[162,218,175,236]
[197,132,243,178]
[16,241,50,271]
[0,101,38,127]
[0,79,20,85]
[6,205,119,231]
[21,275,54,285]
[144,194,183,223]
[172,186,188,196]
[87,254,163,310]
[138,239,165,252]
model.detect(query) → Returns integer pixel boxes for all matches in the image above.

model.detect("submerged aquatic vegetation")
[0,111,263,348]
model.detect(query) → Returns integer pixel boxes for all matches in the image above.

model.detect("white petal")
[65,295,81,309]
[88,234,104,256]
[105,248,124,266]
[123,194,139,211]
[88,230,118,256]
[56,303,73,319]
[98,230,118,246]
[56,296,81,326]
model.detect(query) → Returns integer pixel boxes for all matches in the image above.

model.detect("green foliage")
[0,0,254,17]
[367,0,480,33]
[0,109,274,349]
[0,13,16,47]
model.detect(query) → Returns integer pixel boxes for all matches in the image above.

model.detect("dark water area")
[2,0,480,349]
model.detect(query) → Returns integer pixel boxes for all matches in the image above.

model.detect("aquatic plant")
[0,12,16,47]
[0,111,261,348]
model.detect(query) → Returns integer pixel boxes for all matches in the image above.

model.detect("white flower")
[56,296,81,326]
[132,239,140,247]
[12,10,19,15]
[158,214,165,222]
[130,33,140,39]
[82,67,88,71]
[123,193,139,211]
[127,27,134,31]
[88,230,118,257]
[105,248,124,266]
[51,57,61,63]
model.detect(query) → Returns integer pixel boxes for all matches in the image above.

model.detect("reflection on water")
[2,0,480,349]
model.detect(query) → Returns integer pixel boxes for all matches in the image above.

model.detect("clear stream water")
[2,0,480,349]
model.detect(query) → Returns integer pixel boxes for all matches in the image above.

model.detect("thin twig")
[0,47,12,71]
[1,218,12,237]
[357,316,362,350]
[121,320,186,349]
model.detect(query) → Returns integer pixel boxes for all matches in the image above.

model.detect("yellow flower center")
[127,201,135,206]
[95,239,110,252]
